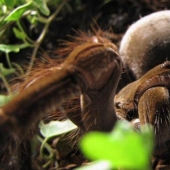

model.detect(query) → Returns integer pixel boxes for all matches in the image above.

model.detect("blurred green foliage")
[39,120,154,170]
[78,121,154,170]
[0,0,70,102]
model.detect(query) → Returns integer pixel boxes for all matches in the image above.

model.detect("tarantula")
[115,10,170,170]
[1,10,170,170]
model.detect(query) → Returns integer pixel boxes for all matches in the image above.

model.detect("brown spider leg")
[57,34,122,132]
[0,33,121,168]
[0,68,83,169]
[135,61,170,102]
[138,87,170,169]
[81,57,122,132]
[115,61,170,122]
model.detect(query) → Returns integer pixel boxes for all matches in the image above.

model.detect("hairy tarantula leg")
[0,68,82,139]
[0,31,122,168]
[80,55,122,132]
[0,68,82,168]
[60,34,122,132]
[135,61,170,101]
[1,37,119,137]
[138,87,170,160]
[114,61,170,121]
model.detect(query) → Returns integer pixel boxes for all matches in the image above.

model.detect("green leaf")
[80,121,153,169]
[0,63,15,76]
[5,1,33,21]
[13,27,26,40]
[0,94,13,106]
[0,43,29,53]
[39,120,78,138]
[33,0,50,16]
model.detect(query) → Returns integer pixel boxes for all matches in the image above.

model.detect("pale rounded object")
[119,10,170,79]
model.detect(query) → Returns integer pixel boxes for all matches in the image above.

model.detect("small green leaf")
[0,43,29,53]
[13,27,26,40]
[0,63,15,76]
[0,94,13,106]
[39,120,78,138]
[33,0,50,16]
[80,121,153,169]
[5,1,33,21]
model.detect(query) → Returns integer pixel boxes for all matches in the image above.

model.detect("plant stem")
[17,20,35,44]
[26,0,69,75]
[37,135,54,160]
[6,53,12,68]
[36,12,48,23]
[12,62,25,75]
[0,70,11,94]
